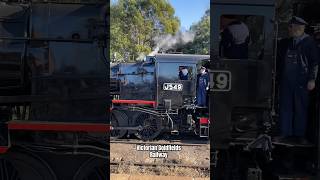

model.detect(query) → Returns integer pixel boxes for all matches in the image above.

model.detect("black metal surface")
[110,110,128,139]
[0,151,57,180]
[211,0,274,6]
[114,61,155,101]
[133,112,162,140]
[210,2,275,148]
[0,4,28,93]
[0,2,109,123]
[0,0,106,4]
[111,54,210,109]
[209,1,320,180]
[72,157,107,180]
[0,1,110,180]
[156,54,209,109]
[155,54,210,63]
[210,60,273,146]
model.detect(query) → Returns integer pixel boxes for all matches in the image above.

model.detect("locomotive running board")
[7,120,110,132]
[112,100,156,107]
[111,126,143,131]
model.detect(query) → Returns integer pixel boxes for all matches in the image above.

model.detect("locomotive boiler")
[110,54,210,140]
[0,0,109,179]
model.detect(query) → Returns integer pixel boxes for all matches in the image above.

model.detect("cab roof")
[155,54,210,63]
[211,0,274,6]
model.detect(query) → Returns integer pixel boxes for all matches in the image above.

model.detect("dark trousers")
[196,88,207,107]
[279,84,309,137]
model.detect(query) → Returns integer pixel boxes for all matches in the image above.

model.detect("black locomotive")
[110,54,210,140]
[0,1,109,179]
[210,0,320,179]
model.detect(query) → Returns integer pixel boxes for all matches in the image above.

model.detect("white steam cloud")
[136,31,195,61]
[148,31,195,56]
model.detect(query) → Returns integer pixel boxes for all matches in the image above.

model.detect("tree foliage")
[178,9,210,55]
[111,0,180,62]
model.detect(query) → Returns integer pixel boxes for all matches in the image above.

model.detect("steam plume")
[149,31,195,56]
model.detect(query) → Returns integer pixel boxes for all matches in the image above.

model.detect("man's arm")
[307,38,319,81]
[220,28,234,58]
[221,28,233,48]
[206,73,210,90]
[306,38,319,90]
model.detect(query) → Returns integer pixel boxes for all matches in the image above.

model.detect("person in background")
[196,66,209,107]
[179,67,189,80]
[220,15,250,59]
[277,16,319,144]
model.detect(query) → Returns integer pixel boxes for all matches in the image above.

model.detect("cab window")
[179,66,193,80]
[219,15,265,60]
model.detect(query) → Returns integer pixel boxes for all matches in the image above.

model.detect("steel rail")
[110,139,209,147]
[110,161,210,170]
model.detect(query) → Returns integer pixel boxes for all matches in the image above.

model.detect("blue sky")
[169,0,210,30]
[111,0,210,31]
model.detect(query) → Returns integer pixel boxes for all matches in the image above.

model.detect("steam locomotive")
[0,1,109,179]
[210,0,320,179]
[110,54,210,140]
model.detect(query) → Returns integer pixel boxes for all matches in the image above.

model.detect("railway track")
[110,139,209,146]
[111,161,209,170]
[110,138,210,177]
[111,174,210,180]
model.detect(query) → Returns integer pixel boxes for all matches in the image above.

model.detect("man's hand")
[307,80,316,91]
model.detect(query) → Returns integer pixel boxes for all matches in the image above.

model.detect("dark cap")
[289,16,308,25]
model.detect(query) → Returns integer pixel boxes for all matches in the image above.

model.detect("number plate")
[163,83,183,91]
[210,71,231,91]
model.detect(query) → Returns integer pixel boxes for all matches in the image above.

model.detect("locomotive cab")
[210,0,275,148]
[155,54,209,109]
[210,0,320,179]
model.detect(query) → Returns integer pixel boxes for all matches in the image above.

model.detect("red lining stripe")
[8,121,110,132]
[0,147,8,154]
[112,100,156,107]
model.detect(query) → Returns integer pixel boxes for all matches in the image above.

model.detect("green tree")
[178,9,210,55]
[111,0,180,62]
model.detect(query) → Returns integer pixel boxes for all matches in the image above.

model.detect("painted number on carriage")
[163,83,183,91]
[210,71,231,91]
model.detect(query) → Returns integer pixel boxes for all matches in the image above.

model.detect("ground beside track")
[110,174,210,180]
[110,139,210,177]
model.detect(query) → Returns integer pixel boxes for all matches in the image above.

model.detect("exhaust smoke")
[149,31,195,56]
